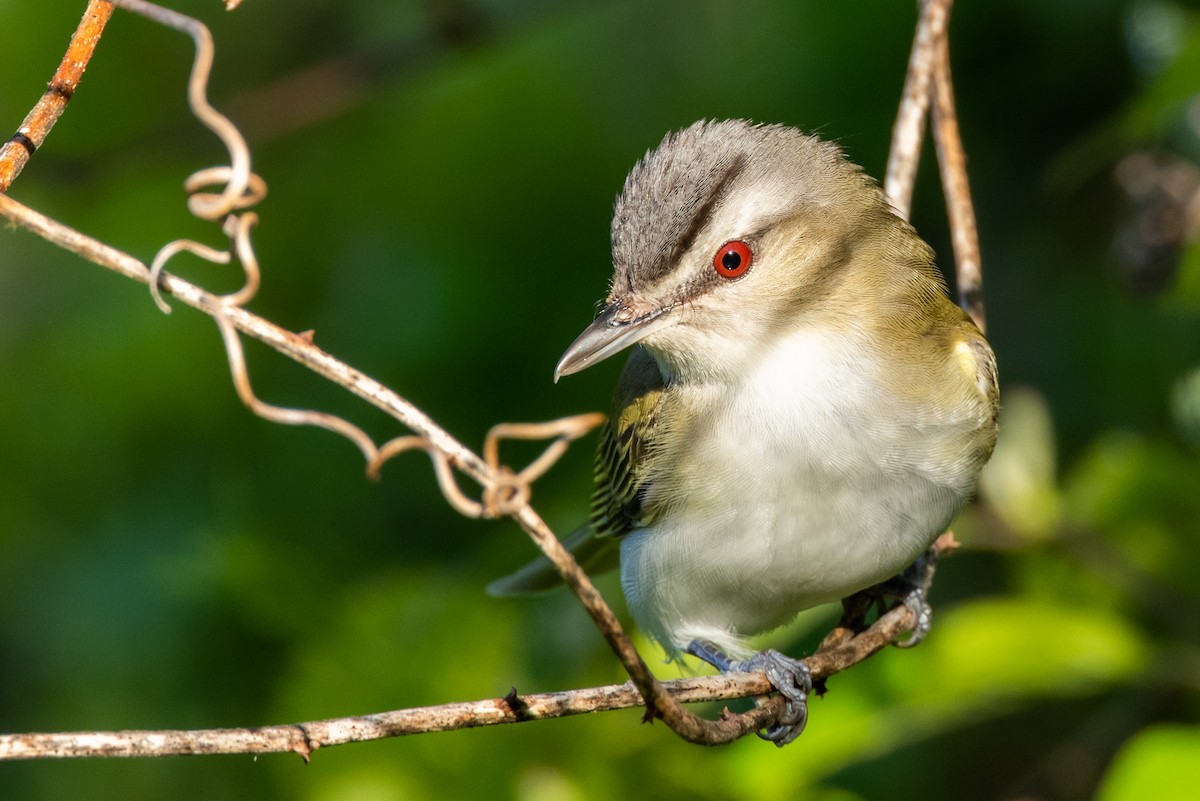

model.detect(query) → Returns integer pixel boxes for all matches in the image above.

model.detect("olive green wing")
[486,347,665,596]
[586,346,665,540]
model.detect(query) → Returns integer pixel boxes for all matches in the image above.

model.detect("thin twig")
[108,0,253,219]
[884,0,985,331]
[0,0,114,192]
[484,415,606,486]
[931,25,985,331]
[214,310,381,464]
[147,237,230,313]
[0,191,494,483]
[884,0,950,218]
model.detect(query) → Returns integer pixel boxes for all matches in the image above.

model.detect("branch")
[884,0,948,219]
[0,0,114,191]
[931,21,985,331]
[0,601,918,760]
[884,0,985,332]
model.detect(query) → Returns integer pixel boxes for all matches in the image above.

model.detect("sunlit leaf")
[1097,723,1200,801]
[978,387,1062,540]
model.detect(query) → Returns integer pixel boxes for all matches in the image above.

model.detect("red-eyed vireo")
[491,120,999,746]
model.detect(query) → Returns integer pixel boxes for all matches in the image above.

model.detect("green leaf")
[880,597,1149,712]
[1097,723,1200,801]
[978,387,1062,541]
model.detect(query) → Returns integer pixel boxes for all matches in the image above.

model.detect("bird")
[490,119,999,746]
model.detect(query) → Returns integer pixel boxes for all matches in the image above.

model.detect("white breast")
[620,327,975,657]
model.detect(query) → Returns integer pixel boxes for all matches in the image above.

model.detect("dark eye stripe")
[666,153,748,270]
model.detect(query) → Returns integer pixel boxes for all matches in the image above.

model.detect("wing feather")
[487,347,665,596]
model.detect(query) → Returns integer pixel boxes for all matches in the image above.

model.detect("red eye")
[713,240,752,279]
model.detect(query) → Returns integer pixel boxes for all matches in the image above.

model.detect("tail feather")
[487,527,620,596]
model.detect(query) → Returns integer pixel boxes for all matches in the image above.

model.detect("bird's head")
[556,120,909,384]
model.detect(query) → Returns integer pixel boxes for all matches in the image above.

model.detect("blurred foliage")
[1,0,1199,799]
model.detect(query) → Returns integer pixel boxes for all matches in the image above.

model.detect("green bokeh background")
[2,1,1199,799]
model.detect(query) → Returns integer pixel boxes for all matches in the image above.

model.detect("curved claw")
[685,641,813,747]
[730,649,812,747]
[895,585,933,648]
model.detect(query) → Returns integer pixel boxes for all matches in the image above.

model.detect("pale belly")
[619,459,963,656]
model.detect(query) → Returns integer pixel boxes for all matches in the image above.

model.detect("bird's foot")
[867,545,938,648]
[892,546,937,648]
[895,584,932,648]
[830,546,939,649]
[733,649,812,745]
[686,640,812,747]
